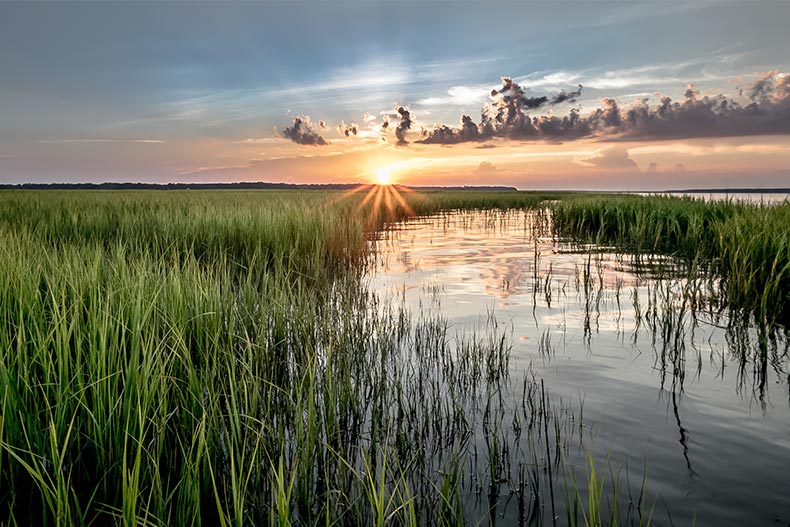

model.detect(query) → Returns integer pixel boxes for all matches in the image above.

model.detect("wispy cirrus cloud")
[514,52,743,92]
[236,137,281,145]
[515,71,584,89]
[417,85,491,107]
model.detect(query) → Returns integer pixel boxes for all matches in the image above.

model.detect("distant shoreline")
[0,182,788,193]
[658,188,790,194]
[0,182,517,191]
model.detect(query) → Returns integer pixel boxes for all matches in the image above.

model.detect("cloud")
[337,121,359,137]
[510,50,743,93]
[517,71,583,89]
[575,146,639,171]
[550,85,584,105]
[382,106,413,145]
[238,137,281,144]
[281,116,328,146]
[584,71,681,90]
[474,161,497,178]
[418,114,483,144]
[417,85,490,107]
[485,76,582,120]
[418,72,790,145]
[745,70,790,103]
[420,77,585,144]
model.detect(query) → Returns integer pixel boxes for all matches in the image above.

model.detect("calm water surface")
[367,209,790,527]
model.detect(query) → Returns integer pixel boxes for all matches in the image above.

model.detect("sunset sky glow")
[1,1,789,189]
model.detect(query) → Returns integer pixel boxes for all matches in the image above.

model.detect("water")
[640,191,790,205]
[366,209,790,527]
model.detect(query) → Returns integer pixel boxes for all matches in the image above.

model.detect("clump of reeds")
[551,195,790,325]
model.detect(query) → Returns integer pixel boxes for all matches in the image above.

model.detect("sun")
[374,167,392,185]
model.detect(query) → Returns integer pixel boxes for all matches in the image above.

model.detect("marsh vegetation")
[0,190,787,526]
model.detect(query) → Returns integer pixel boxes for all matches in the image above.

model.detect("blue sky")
[1,1,789,188]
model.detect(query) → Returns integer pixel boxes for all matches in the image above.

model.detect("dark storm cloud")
[281,116,328,146]
[419,72,790,144]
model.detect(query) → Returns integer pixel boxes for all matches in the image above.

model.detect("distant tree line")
[0,182,519,191]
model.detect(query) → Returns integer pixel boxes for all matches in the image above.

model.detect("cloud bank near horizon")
[280,71,790,147]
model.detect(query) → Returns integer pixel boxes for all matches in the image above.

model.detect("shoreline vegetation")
[552,194,790,324]
[0,183,519,192]
[0,189,787,525]
[1,182,790,194]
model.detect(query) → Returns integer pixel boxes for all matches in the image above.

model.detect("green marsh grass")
[0,190,601,526]
[550,194,790,405]
[0,188,726,526]
[551,194,790,324]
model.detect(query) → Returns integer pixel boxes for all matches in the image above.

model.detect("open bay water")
[366,208,790,526]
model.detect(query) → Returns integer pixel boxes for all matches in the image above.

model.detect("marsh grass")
[0,189,653,526]
[551,195,790,324]
[12,189,786,525]
[548,194,790,409]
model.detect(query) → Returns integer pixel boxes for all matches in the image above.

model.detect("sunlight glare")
[374,167,392,185]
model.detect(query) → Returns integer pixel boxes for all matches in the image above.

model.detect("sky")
[1,1,789,190]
